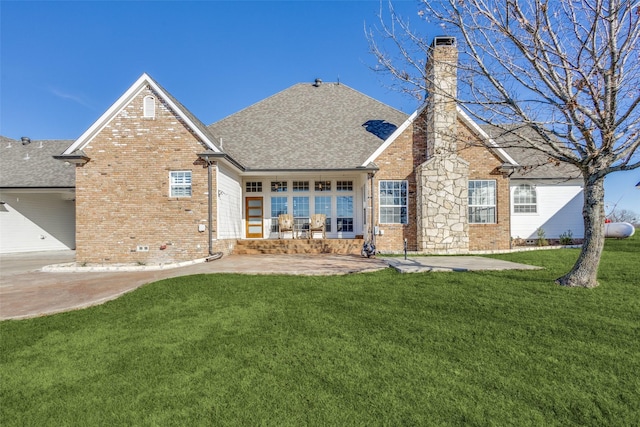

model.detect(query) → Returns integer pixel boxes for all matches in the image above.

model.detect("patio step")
[234,238,364,255]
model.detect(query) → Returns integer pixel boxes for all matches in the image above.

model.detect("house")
[51,36,583,264]
[0,136,76,253]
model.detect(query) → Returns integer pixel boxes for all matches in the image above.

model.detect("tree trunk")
[555,173,606,288]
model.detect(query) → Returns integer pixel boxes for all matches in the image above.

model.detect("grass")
[1,235,638,426]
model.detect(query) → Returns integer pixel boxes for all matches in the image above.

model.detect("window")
[337,196,353,232]
[293,181,309,192]
[293,196,310,231]
[314,181,331,191]
[315,196,332,232]
[270,197,288,232]
[271,181,287,192]
[246,182,263,193]
[170,171,191,197]
[469,180,496,223]
[337,180,353,191]
[513,184,537,213]
[379,180,408,224]
[143,96,155,118]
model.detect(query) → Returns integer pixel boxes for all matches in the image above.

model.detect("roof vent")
[432,36,456,47]
[21,136,31,145]
[314,78,322,87]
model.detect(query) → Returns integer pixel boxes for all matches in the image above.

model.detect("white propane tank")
[604,222,636,238]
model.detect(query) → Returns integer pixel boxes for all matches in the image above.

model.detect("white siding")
[0,191,75,253]
[216,164,243,239]
[510,180,584,239]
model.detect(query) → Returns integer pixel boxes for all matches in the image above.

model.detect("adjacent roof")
[480,125,582,179]
[60,73,221,156]
[0,137,75,188]
[207,82,408,170]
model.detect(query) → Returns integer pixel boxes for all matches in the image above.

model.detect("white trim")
[362,104,519,167]
[361,105,425,166]
[63,73,220,155]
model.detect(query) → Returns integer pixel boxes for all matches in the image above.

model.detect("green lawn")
[1,235,638,426]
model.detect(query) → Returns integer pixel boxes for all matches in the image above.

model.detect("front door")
[246,197,263,238]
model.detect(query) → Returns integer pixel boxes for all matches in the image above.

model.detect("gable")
[60,74,221,157]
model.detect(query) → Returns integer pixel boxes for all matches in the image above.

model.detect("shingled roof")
[207,81,409,170]
[480,125,582,179]
[0,136,75,188]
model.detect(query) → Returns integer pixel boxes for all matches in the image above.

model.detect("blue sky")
[1,0,638,213]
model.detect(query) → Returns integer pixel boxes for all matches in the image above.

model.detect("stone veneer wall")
[75,86,234,264]
[415,154,470,253]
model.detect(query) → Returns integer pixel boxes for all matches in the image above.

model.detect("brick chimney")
[425,36,458,157]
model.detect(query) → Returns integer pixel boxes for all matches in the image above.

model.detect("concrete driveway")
[1,250,541,321]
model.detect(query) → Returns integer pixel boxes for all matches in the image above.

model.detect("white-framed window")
[379,180,408,224]
[143,95,155,118]
[315,196,332,232]
[270,196,287,232]
[271,181,287,192]
[337,196,353,232]
[246,182,262,193]
[513,184,537,213]
[469,180,496,223]
[293,181,309,192]
[337,180,353,191]
[170,171,192,197]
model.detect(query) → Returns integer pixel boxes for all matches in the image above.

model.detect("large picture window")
[468,180,496,223]
[513,184,537,213]
[379,180,408,224]
[170,171,191,197]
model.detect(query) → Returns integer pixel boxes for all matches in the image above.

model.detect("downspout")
[208,160,214,255]
[369,172,376,245]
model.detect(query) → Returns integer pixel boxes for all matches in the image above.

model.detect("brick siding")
[74,87,230,263]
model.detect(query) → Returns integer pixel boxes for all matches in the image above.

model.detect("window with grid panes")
[271,181,287,192]
[336,180,353,191]
[468,180,496,223]
[379,180,408,224]
[314,196,332,232]
[314,181,331,191]
[292,181,309,192]
[271,197,288,232]
[170,171,192,197]
[513,184,537,213]
[245,182,262,193]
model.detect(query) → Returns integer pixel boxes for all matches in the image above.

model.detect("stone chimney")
[425,36,458,157]
[415,36,469,254]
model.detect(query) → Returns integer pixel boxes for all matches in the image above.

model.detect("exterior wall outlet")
[136,245,149,252]
[198,224,206,232]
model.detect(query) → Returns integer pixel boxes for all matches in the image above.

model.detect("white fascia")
[456,106,519,166]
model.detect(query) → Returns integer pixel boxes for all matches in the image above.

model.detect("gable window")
[170,171,191,197]
[513,184,537,213]
[143,96,156,118]
[379,180,408,224]
[246,182,262,193]
[469,180,496,223]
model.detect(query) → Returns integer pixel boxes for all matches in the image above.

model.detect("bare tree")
[608,208,639,223]
[368,0,640,287]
